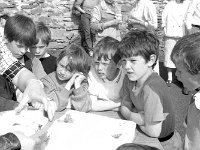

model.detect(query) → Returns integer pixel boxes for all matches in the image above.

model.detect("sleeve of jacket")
[0,133,21,150]
[41,75,72,112]
[70,79,92,112]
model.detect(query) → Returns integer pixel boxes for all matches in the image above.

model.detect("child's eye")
[102,63,109,66]
[95,62,99,65]
[130,59,136,63]
[122,59,126,65]
[39,46,45,49]
[17,45,25,48]
[30,46,36,49]
[66,66,72,72]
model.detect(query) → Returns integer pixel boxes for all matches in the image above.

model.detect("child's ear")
[3,36,8,44]
[148,54,157,67]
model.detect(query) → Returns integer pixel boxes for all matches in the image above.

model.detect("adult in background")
[162,0,190,87]
[126,0,157,32]
[184,0,200,34]
[74,0,100,56]
[90,0,122,50]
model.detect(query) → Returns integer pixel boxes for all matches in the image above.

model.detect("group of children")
[0,12,200,150]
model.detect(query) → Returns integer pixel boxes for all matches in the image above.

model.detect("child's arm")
[90,6,120,31]
[121,99,162,137]
[138,86,164,138]
[120,97,144,125]
[70,75,92,112]
[90,95,121,111]
[41,75,72,112]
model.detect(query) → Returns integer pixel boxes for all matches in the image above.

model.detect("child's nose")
[36,48,40,54]
[98,63,104,70]
[124,61,130,69]
[21,48,27,54]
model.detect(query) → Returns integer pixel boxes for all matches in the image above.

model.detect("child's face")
[122,55,150,82]
[30,39,48,58]
[94,56,117,80]
[56,56,74,81]
[6,41,28,59]
[175,61,200,91]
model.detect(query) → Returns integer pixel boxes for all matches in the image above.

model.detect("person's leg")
[164,38,176,86]
[0,96,18,111]
[81,14,93,55]
[166,67,173,87]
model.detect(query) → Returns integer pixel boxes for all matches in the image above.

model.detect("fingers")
[41,97,48,112]
[15,92,29,113]
[32,102,44,110]
[74,74,86,89]
[46,101,56,121]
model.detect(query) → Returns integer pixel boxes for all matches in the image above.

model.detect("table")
[32,110,164,150]
[91,111,164,150]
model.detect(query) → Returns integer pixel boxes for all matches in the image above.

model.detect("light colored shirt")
[185,0,200,29]
[162,0,190,37]
[90,0,121,42]
[129,0,158,29]
[88,66,125,102]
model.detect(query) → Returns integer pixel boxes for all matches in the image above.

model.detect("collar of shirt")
[193,91,200,110]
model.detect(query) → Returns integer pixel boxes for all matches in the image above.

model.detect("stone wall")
[0,0,168,60]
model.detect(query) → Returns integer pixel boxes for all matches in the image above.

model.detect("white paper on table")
[0,109,48,136]
[45,110,136,150]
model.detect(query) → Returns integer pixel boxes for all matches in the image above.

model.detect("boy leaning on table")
[88,36,126,112]
[118,29,182,150]
[0,14,55,150]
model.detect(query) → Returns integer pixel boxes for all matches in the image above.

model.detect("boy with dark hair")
[30,21,57,79]
[171,32,200,150]
[118,29,182,150]
[0,14,37,109]
[0,14,55,149]
[4,14,37,56]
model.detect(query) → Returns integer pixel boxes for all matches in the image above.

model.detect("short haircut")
[35,21,51,46]
[116,143,160,150]
[93,36,120,61]
[118,29,159,68]
[171,32,200,75]
[4,14,37,48]
[57,44,91,76]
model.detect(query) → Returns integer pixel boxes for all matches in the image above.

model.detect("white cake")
[0,109,48,136]
[45,110,136,150]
